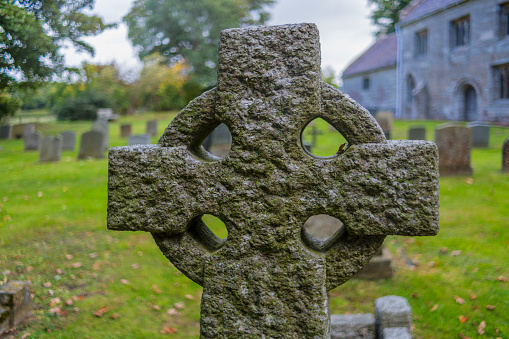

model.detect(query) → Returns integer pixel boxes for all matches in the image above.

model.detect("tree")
[368,0,412,35]
[0,0,113,120]
[124,0,276,85]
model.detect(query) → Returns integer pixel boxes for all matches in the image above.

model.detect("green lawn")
[0,115,508,338]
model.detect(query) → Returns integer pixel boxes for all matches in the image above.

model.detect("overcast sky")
[62,0,377,81]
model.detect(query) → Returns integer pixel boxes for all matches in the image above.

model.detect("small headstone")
[128,134,151,146]
[39,136,63,162]
[91,120,109,152]
[0,125,12,139]
[78,131,105,159]
[375,111,393,140]
[354,246,393,279]
[503,137,509,173]
[61,131,76,151]
[24,131,41,151]
[435,124,473,176]
[97,108,119,120]
[23,124,35,138]
[375,296,412,339]
[146,120,158,137]
[408,126,426,140]
[466,122,490,148]
[0,281,31,333]
[330,313,376,339]
[120,124,132,138]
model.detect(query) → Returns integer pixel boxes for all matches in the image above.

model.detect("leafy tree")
[124,0,276,85]
[368,0,412,35]
[0,91,21,124]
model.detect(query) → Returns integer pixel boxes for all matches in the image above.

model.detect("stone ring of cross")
[108,23,439,337]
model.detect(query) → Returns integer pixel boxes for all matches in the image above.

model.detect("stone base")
[330,295,412,339]
[0,281,31,332]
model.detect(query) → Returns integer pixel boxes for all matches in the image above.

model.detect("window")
[450,16,470,48]
[499,3,509,38]
[362,77,370,90]
[415,30,428,56]
[495,64,509,99]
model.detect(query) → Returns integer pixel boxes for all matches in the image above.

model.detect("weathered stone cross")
[108,23,439,338]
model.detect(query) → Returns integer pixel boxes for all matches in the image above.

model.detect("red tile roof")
[400,0,465,25]
[343,33,397,77]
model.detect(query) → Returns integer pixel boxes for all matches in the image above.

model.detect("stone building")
[342,0,509,123]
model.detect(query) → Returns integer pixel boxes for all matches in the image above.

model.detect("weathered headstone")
[128,134,151,146]
[466,122,490,148]
[78,131,105,159]
[354,246,393,279]
[408,126,426,140]
[503,137,509,173]
[97,108,119,120]
[375,296,412,338]
[120,124,132,138]
[0,281,31,333]
[24,131,41,151]
[375,111,393,140]
[91,120,109,152]
[146,120,158,137]
[39,135,62,162]
[23,123,35,138]
[0,125,12,139]
[435,123,473,176]
[60,131,76,151]
[108,24,439,337]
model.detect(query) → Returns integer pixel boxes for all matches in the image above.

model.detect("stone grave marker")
[23,123,35,138]
[466,122,490,148]
[0,281,31,333]
[91,120,109,152]
[24,131,41,151]
[61,131,76,151]
[128,134,151,146]
[503,137,509,173]
[39,135,63,162]
[0,125,12,139]
[78,131,105,159]
[374,111,393,140]
[408,126,426,140]
[435,123,473,176]
[108,23,439,338]
[120,124,132,138]
[146,120,158,137]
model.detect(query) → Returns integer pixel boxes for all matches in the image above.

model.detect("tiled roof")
[399,0,465,25]
[343,33,397,77]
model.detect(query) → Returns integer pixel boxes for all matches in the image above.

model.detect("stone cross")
[108,23,439,338]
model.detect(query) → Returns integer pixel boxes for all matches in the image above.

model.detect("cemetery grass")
[0,117,507,338]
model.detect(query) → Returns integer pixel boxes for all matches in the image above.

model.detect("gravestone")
[39,135,63,162]
[408,126,426,140]
[503,137,509,173]
[435,123,473,176]
[78,131,105,159]
[375,296,412,338]
[146,120,158,137]
[61,131,76,151]
[0,125,12,139]
[0,281,31,333]
[24,131,41,151]
[128,134,151,146]
[23,124,35,138]
[466,122,490,148]
[202,123,232,157]
[108,23,439,338]
[374,111,393,140]
[120,124,132,138]
[91,120,109,152]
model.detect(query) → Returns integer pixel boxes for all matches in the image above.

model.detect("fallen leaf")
[92,262,100,270]
[496,276,508,282]
[93,306,109,317]
[458,315,469,323]
[185,294,194,300]
[20,333,30,339]
[137,251,143,256]
[458,333,471,339]
[486,305,496,310]
[454,296,465,304]
[152,284,161,294]
[161,326,178,334]
[65,254,73,260]
[72,295,85,301]
[167,308,179,316]
[131,264,140,269]
[56,268,63,275]
[430,304,438,312]
[65,299,73,306]
[110,313,120,320]
[49,297,61,307]
[71,262,82,268]
[174,302,184,309]
[26,266,33,272]
[43,282,51,288]
[478,320,486,335]
[470,294,476,300]
[465,178,474,184]
[152,305,161,310]
[37,192,43,197]
[88,252,98,258]
[451,250,462,256]
[440,247,448,254]
[49,307,61,314]
[120,279,129,285]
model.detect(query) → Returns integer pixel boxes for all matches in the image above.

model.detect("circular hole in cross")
[187,214,228,252]
[302,214,347,252]
[301,118,349,158]
[201,214,228,240]
[201,123,232,158]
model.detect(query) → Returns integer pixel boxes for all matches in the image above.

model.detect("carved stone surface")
[0,281,31,332]
[78,131,105,159]
[108,23,439,338]
[466,122,490,148]
[39,136,62,162]
[435,124,473,176]
[24,131,41,151]
[61,131,76,151]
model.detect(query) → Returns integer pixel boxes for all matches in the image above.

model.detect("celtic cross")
[108,23,439,338]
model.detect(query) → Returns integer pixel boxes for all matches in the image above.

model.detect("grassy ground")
[0,115,508,338]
